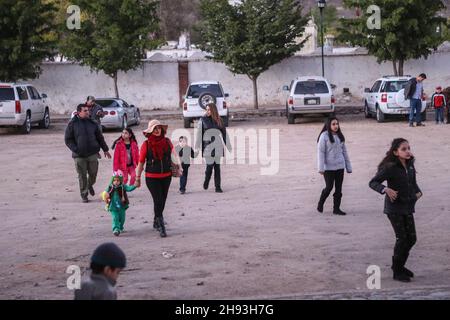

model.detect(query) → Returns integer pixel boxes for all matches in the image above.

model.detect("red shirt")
[139,139,173,178]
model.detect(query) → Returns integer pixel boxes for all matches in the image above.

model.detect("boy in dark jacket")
[431,86,447,124]
[175,136,198,194]
[74,242,126,300]
[65,104,111,202]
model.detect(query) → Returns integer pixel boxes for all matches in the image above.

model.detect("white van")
[0,83,50,134]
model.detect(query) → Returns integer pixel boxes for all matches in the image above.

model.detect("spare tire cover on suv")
[395,89,411,108]
[198,92,217,109]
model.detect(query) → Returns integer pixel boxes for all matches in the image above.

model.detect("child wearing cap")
[103,170,138,236]
[431,86,447,124]
[74,242,126,300]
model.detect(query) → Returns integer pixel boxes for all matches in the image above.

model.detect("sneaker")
[81,195,89,203]
[416,122,425,126]
[88,186,95,196]
[409,123,414,127]
[215,188,223,193]
[113,230,120,236]
[203,181,209,190]
[179,189,186,194]
[333,209,347,216]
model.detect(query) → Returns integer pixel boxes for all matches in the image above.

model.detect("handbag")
[171,162,182,178]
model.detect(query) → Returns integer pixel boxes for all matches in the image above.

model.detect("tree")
[338,0,448,76]
[159,0,202,43]
[0,0,56,82]
[311,4,338,45]
[59,0,160,98]
[198,0,308,109]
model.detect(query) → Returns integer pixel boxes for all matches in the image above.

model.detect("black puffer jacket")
[404,78,417,100]
[369,159,422,215]
[65,116,109,158]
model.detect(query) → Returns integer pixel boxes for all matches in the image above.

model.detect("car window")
[370,81,382,93]
[381,81,408,92]
[187,84,223,98]
[122,100,129,108]
[0,88,15,101]
[95,100,120,108]
[27,86,38,99]
[16,87,29,100]
[294,81,329,94]
[31,87,41,99]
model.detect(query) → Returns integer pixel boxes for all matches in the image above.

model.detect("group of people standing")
[65,100,228,238]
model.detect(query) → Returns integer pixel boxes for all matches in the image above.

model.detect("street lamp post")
[318,0,326,77]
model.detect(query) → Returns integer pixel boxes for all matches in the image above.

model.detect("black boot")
[153,216,160,230]
[392,256,411,282]
[332,194,346,215]
[317,190,328,213]
[401,253,414,278]
[158,217,167,237]
[203,176,211,190]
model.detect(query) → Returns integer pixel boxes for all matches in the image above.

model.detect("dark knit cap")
[91,243,126,268]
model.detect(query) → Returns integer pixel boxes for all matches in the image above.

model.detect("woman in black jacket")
[369,138,423,282]
[195,103,230,193]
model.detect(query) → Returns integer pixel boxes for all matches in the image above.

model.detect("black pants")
[205,162,221,189]
[146,176,172,219]
[321,169,344,198]
[387,213,417,263]
[180,164,190,191]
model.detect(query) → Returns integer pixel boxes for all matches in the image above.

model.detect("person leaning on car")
[65,104,112,203]
[404,73,427,127]
[86,95,105,128]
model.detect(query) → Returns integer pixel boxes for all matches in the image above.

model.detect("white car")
[182,81,229,128]
[283,76,335,124]
[0,83,50,134]
[363,76,427,123]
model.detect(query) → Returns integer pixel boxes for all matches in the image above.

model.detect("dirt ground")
[1,114,449,300]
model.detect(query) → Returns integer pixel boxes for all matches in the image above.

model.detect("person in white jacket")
[317,116,352,215]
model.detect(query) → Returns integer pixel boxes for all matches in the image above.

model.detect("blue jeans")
[435,108,444,123]
[409,99,422,124]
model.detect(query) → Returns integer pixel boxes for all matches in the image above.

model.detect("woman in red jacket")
[111,128,139,185]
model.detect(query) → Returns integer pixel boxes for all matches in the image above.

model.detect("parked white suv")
[283,76,335,124]
[182,81,229,128]
[0,83,50,134]
[363,76,427,123]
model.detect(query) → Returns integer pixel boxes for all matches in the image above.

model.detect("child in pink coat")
[112,128,139,185]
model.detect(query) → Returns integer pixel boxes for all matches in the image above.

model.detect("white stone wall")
[30,50,450,114]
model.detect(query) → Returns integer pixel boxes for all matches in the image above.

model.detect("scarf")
[147,134,169,160]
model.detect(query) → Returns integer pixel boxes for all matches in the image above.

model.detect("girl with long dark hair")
[112,128,139,185]
[369,138,422,282]
[317,116,352,215]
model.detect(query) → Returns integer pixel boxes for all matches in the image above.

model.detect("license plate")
[305,98,319,105]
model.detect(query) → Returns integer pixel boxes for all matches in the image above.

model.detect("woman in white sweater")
[317,116,352,215]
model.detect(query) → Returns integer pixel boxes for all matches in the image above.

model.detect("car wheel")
[222,116,229,127]
[135,109,141,126]
[121,115,128,130]
[39,108,50,129]
[198,92,216,109]
[364,101,371,118]
[183,118,191,128]
[21,112,31,134]
[376,106,385,123]
[288,112,295,124]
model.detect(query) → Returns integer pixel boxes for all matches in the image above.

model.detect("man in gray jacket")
[404,73,426,127]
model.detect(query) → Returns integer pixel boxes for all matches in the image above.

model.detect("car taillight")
[381,93,387,103]
[331,95,335,104]
[109,111,116,115]
[183,102,187,111]
[288,97,294,105]
[15,101,21,114]
[223,101,227,109]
